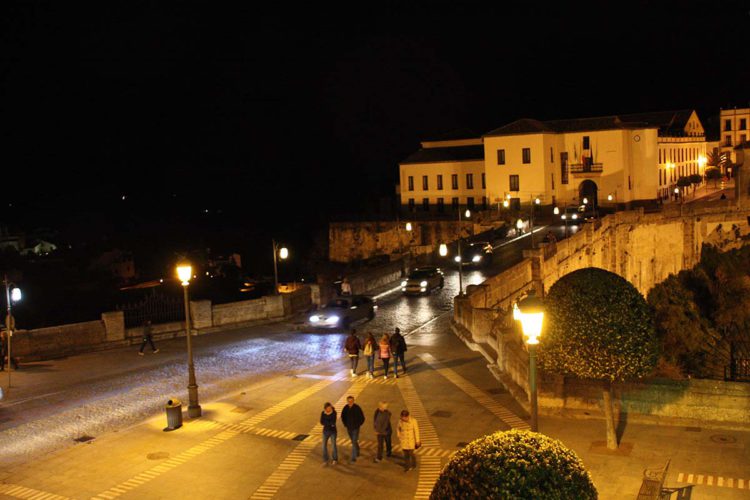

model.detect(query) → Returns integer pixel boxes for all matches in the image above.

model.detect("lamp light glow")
[279,247,289,260]
[534,197,541,205]
[506,193,511,199]
[582,197,588,205]
[464,209,471,218]
[674,188,680,194]
[503,200,509,208]
[439,243,448,256]
[607,194,613,201]
[176,264,192,286]
[516,219,524,230]
[10,288,21,302]
[553,206,559,215]
[405,222,413,232]
[515,291,545,345]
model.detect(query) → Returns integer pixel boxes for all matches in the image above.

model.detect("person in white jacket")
[397,409,420,471]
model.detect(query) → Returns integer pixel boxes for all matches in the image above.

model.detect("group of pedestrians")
[344,328,407,379]
[319,397,421,471]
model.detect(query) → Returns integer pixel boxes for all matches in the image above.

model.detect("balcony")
[569,162,603,174]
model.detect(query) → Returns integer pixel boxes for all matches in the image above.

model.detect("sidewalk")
[0,314,747,499]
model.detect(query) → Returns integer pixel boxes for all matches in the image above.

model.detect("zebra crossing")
[395,374,441,448]
[676,472,749,490]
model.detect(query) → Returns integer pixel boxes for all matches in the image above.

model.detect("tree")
[539,268,658,450]
[676,176,692,197]
[431,430,597,499]
[705,167,722,189]
[689,173,703,195]
[706,150,721,167]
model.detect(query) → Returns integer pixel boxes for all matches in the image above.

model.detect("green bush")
[430,430,597,499]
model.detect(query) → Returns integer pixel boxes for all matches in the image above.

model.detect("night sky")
[1,2,749,267]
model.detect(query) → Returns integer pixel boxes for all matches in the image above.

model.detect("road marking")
[419,353,529,430]
[93,375,345,499]
[405,312,450,338]
[414,457,443,500]
[492,225,547,250]
[248,376,369,499]
[395,374,440,448]
[0,483,70,499]
[677,472,750,490]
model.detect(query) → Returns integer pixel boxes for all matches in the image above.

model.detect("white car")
[307,295,376,329]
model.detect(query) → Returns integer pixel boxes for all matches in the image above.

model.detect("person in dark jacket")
[341,395,365,463]
[138,320,159,355]
[373,401,392,462]
[389,328,407,377]
[320,402,338,464]
[344,328,362,377]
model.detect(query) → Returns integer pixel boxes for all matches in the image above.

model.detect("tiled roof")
[484,110,697,137]
[400,145,484,164]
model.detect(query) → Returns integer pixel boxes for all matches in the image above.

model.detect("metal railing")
[569,163,604,174]
[117,293,185,328]
[725,359,750,381]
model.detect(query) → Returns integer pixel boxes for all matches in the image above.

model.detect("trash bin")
[164,399,183,431]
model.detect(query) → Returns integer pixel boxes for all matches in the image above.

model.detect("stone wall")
[12,287,313,361]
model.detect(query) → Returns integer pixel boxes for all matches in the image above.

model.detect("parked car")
[454,241,493,267]
[307,295,376,329]
[401,266,444,295]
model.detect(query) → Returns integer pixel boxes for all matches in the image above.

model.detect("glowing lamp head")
[561,214,567,220]
[582,197,588,205]
[503,200,509,208]
[553,206,559,215]
[674,188,680,194]
[698,155,707,167]
[464,209,471,218]
[572,214,578,220]
[279,247,289,260]
[516,219,524,230]
[506,193,511,199]
[405,222,413,232]
[534,197,541,205]
[454,255,461,263]
[439,243,448,257]
[515,290,545,345]
[10,287,21,303]
[607,194,613,201]
[176,263,192,286]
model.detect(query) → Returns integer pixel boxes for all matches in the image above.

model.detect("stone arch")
[578,179,598,210]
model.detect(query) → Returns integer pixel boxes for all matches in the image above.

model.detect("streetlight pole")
[272,239,280,295]
[177,264,201,418]
[457,208,470,295]
[514,290,545,432]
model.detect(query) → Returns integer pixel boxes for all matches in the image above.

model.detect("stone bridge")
[453,202,750,425]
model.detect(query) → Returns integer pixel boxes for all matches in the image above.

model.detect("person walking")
[341,395,365,463]
[397,409,421,472]
[378,333,392,379]
[344,328,361,377]
[390,327,407,377]
[340,277,352,296]
[363,332,377,379]
[320,402,338,465]
[373,401,393,462]
[138,320,159,355]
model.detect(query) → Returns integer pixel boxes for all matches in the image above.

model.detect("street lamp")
[553,206,559,215]
[514,290,545,432]
[405,222,413,232]
[272,239,288,294]
[457,208,471,295]
[3,276,21,388]
[176,263,201,418]
[439,243,448,257]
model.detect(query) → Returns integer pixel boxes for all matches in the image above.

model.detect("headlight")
[326,315,339,324]
[454,256,461,262]
[420,280,428,287]
[472,255,482,263]
[309,315,320,323]
[401,280,407,287]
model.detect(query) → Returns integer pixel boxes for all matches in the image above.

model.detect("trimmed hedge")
[430,430,597,499]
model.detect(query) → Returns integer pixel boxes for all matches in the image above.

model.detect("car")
[307,295,376,329]
[454,241,493,267]
[401,266,444,295]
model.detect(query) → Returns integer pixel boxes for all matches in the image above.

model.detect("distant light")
[205,209,209,213]
[607,194,613,201]
[553,206,560,215]
[279,247,289,259]
[572,214,578,220]
[503,200,509,208]
[310,315,320,323]
[516,219,524,230]
[534,198,541,205]
[176,264,192,285]
[582,197,588,205]
[420,280,428,287]
[10,288,22,302]
[464,209,471,218]
[561,214,567,220]
[121,195,126,201]
[506,193,511,199]
[454,256,461,262]
[674,188,680,194]
[439,243,448,256]
[159,279,164,283]
[205,271,210,276]
[405,222,413,232]
[472,255,481,263]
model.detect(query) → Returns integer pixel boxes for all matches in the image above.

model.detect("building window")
[583,136,590,149]
[408,176,414,191]
[467,197,475,210]
[725,119,732,131]
[550,147,554,163]
[560,152,568,184]
[741,119,747,130]
[422,175,428,190]
[522,148,531,164]
[551,173,555,190]
[422,198,429,211]
[481,173,486,189]
[437,175,443,190]
[726,135,732,147]
[408,198,415,211]
[466,173,474,189]
[482,196,487,210]
[452,197,459,210]
[628,176,632,190]
[509,174,520,192]
[497,149,505,165]
[451,174,458,189]
[437,197,444,212]
[741,134,747,144]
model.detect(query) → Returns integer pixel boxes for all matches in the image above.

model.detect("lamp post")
[438,243,448,257]
[405,222,415,268]
[513,290,545,432]
[176,263,201,418]
[3,276,21,388]
[272,239,289,295]
[457,208,471,295]
[607,192,618,213]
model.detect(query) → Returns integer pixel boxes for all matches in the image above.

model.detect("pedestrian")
[340,277,352,296]
[397,409,421,472]
[379,333,392,379]
[373,401,393,462]
[344,328,362,377]
[389,327,407,377]
[341,395,365,463]
[363,332,377,379]
[545,231,556,244]
[320,402,338,465]
[0,329,18,371]
[138,319,159,355]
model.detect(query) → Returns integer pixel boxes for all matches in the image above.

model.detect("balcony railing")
[569,163,604,174]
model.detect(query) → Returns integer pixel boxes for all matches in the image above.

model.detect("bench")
[636,460,670,500]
